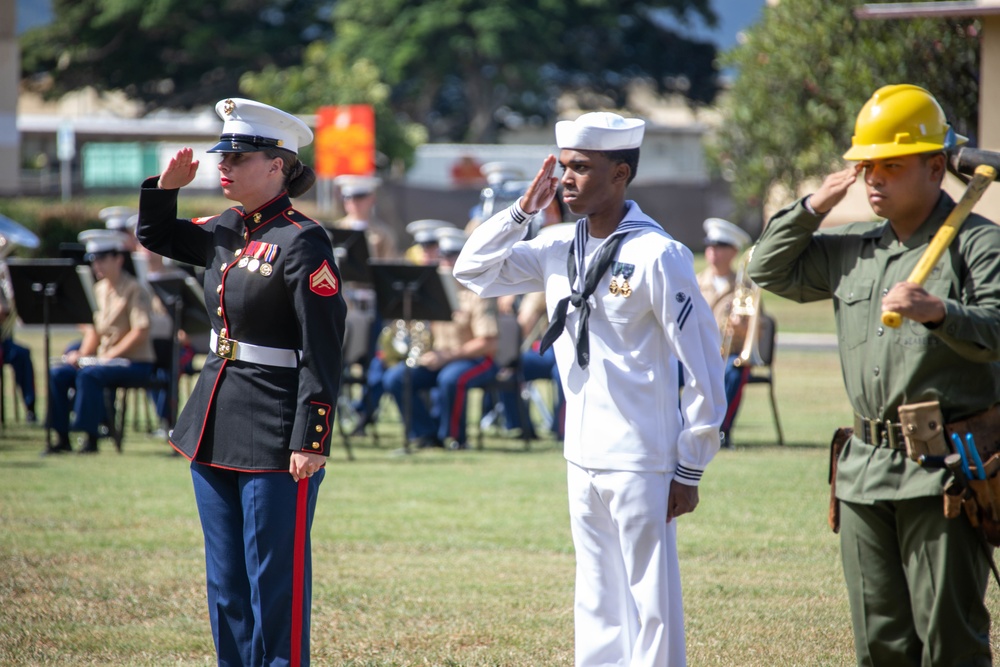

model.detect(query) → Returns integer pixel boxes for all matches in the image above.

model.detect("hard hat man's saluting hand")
[808,164,862,215]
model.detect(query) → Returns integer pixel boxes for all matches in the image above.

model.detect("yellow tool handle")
[881,164,997,328]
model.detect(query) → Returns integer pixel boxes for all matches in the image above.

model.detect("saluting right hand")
[808,164,862,214]
[519,154,559,215]
[158,148,200,190]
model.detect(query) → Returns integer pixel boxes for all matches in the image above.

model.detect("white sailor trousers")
[567,462,685,667]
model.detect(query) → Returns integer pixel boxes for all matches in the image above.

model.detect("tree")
[328,0,720,142]
[240,46,427,171]
[19,0,331,110]
[710,0,980,217]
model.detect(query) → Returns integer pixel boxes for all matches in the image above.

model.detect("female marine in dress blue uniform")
[137,99,347,667]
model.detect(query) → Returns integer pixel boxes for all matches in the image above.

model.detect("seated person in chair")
[696,217,756,447]
[383,227,498,450]
[45,230,156,454]
[0,264,37,422]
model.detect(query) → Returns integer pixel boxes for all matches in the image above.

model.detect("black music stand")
[329,229,372,283]
[7,259,94,451]
[369,262,458,452]
[147,275,209,428]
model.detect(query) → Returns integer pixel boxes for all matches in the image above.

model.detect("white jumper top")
[454,200,726,483]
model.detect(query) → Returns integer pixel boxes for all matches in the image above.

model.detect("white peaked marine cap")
[702,218,752,250]
[334,175,382,197]
[208,98,313,154]
[79,228,127,259]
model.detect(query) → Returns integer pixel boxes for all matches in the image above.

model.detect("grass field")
[1,329,997,665]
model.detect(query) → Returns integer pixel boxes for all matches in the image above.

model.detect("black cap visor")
[207,134,282,154]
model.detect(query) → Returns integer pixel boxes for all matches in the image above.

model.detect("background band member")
[383,226,499,450]
[696,217,754,447]
[749,84,1000,666]
[455,112,726,666]
[330,174,398,260]
[46,229,155,454]
[137,98,347,666]
[0,262,36,422]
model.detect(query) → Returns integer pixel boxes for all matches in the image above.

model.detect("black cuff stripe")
[675,464,703,482]
[509,203,529,225]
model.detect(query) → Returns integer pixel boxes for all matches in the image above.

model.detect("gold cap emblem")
[223,99,236,116]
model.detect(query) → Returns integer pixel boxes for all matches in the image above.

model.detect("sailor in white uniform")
[453,112,726,667]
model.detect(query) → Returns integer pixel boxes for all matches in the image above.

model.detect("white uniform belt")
[210,330,300,368]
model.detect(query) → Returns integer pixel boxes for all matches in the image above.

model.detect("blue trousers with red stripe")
[384,356,497,445]
[191,462,323,667]
[721,354,751,439]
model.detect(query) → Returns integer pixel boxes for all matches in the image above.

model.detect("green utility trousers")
[840,496,992,667]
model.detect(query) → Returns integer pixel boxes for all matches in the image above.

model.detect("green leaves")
[711,0,979,216]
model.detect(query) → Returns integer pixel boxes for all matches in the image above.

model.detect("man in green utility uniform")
[749,84,1000,666]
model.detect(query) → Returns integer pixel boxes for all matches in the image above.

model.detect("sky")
[17,0,768,48]
[654,0,768,50]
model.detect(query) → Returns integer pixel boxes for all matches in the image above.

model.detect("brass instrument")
[0,214,41,339]
[378,319,433,367]
[720,246,764,368]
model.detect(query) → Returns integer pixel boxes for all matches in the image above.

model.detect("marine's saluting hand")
[519,155,559,215]
[159,148,200,190]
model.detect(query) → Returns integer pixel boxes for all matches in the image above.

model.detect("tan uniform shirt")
[332,215,399,260]
[431,282,497,353]
[93,272,155,363]
[697,268,746,354]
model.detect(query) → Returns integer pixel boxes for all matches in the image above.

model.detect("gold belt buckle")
[216,335,238,361]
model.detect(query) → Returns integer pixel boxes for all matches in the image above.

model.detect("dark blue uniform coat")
[137,177,347,471]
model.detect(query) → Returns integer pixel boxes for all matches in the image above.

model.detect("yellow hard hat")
[842,84,966,161]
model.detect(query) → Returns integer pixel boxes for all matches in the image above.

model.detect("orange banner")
[314,105,375,178]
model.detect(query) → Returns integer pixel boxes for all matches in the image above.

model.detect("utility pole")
[0,0,20,195]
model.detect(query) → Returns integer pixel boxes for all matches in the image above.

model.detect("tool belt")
[831,403,1000,545]
[853,415,905,450]
[210,330,300,368]
[890,401,1000,547]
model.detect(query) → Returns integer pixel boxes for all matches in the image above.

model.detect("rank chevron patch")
[676,292,693,330]
[309,261,339,297]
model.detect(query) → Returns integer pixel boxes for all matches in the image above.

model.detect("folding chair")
[745,312,784,446]
[475,312,533,450]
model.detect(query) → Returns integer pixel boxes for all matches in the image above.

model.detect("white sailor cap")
[406,219,454,244]
[555,112,645,151]
[480,161,525,186]
[435,226,468,255]
[99,206,137,231]
[79,229,128,260]
[335,174,382,198]
[207,98,313,154]
[702,218,752,250]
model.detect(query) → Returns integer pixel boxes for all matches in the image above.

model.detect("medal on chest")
[238,240,280,276]
[610,262,635,297]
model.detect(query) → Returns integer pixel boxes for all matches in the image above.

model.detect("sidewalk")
[776,332,838,352]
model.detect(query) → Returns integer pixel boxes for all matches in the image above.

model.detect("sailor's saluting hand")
[159,148,200,190]
[519,155,559,216]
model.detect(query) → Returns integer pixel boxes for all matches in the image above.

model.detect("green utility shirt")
[749,193,1000,503]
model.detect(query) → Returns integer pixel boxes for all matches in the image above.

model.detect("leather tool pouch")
[943,405,1000,546]
[898,400,950,462]
[945,404,1000,463]
[828,427,852,534]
